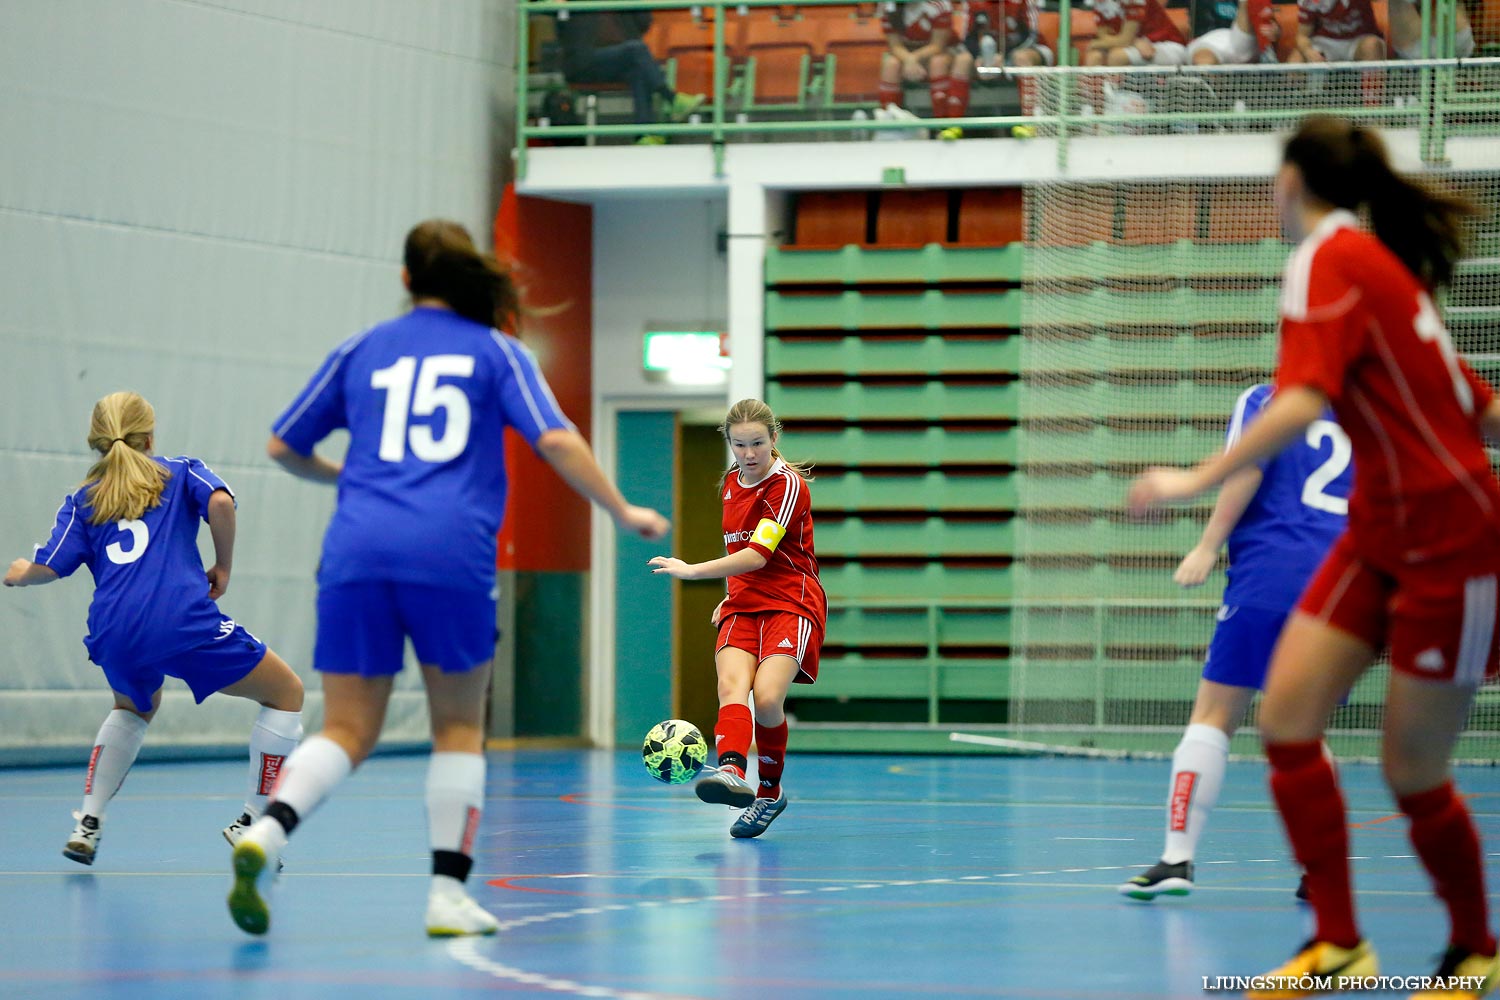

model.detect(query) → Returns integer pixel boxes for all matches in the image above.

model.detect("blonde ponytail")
[717,398,814,493]
[83,392,169,525]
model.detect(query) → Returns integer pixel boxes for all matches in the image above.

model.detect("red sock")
[1399,782,1498,956]
[1265,740,1360,948]
[753,720,789,799]
[1360,70,1383,108]
[878,81,902,109]
[1017,76,1036,117]
[929,75,951,117]
[945,77,970,118]
[714,703,753,776]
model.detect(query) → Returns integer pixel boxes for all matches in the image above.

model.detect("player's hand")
[1173,546,1217,588]
[648,556,696,580]
[901,57,927,82]
[206,564,230,600]
[710,598,727,626]
[4,558,33,587]
[1127,467,1205,515]
[618,505,670,540]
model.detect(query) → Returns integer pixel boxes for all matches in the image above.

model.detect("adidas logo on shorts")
[777,638,793,649]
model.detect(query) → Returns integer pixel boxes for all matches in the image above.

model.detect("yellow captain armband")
[750,518,786,552]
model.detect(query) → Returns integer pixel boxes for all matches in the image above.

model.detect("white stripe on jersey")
[1225,384,1264,452]
[1281,209,1359,321]
[164,456,233,499]
[1367,318,1496,522]
[273,326,378,439]
[1456,575,1496,686]
[774,466,800,526]
[491,331,567,436]
[38,496,77,567]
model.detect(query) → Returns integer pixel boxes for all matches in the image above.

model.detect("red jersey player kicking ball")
[649,399,826,839]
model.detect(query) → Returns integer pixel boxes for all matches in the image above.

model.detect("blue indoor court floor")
[3,749,1499,1000]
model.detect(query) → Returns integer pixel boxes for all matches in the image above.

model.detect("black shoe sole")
[696,779,756,808]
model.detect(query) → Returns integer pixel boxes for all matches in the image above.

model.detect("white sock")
[244,707,302,817]
[1161,723,1231,864]
[81,710,149,819]
[258,734,351,834]
[426,752,485,892]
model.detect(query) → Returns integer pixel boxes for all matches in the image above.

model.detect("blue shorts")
[104,621,267,714]
[1201,604,1290,690]
[315,581,497,677]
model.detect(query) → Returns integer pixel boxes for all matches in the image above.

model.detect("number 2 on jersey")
[370,355,475,462]
[1302,420,1351,516]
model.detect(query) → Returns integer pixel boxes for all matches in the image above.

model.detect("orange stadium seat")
[656,8,724,99]
[792,191,870,248]
[1035,189,1114,246]
[742,11,816,106]
[815,11,889,103]
[957,188,1024,246]
[876,190,951,247]
[1204,187,1279,242]
[1123,186,1197,246]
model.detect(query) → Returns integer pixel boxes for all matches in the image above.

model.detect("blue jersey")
[33,457,234,670]
[1223,384,1352,611]
[272,306,573,590]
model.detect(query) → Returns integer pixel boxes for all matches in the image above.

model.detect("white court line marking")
[1056,836,1135,841]
[433,854,1480,1000]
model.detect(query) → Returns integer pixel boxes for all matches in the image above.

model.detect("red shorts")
[716,610,822,684]
[1298,532,1500,684]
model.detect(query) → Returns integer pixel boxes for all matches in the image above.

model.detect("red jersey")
[883,0,956,46]
[978,0,1043,49]
[1276,209,1500,565]
[1247,0,1276,54]
[1297,0,1379,40]
[720,459,826,629]
[1092,0,1186,44]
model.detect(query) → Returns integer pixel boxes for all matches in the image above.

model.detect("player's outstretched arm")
[1173,466,1263,588]
[267,435,342,484]
[1129,386,1324,513]
[1479,398,1500,445]
[648,549,767,581]
[535,429,670,540]
[205,489,236,600]
[4,559,59,588]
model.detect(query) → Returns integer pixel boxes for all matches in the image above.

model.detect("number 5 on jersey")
[371,355,475,462]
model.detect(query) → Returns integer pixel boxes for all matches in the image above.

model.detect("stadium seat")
[815,13,888,105]
[875,190,950,247]
[1122,187,1197,246]
[656,8,723,99]
[791,191,869,248]
[742,11,815,108]
[957,188,1024,246]
[1034,191,1113,246]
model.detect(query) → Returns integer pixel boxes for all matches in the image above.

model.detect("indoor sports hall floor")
[3,749,1497,999]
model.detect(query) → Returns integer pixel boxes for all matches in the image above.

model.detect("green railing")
[515,0,1493,179]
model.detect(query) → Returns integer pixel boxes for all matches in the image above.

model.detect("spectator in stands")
[878,0,975,136]
[970,0,1055,68]
[1084,0,1190,67]
[1287,0,1385,63]
[1389,0,1476,59]
[1188,0,1280,65]
[556,2,704,139]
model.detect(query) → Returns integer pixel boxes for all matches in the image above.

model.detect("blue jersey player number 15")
[370,354,474,463]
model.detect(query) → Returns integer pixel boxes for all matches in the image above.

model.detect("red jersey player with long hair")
[649,398,825,839]
[1130,116,1499,998]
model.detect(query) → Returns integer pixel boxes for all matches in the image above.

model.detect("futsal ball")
[642,719,708,784]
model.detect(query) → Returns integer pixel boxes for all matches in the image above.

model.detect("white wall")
[585,195,731,742]
[0,0,515,754]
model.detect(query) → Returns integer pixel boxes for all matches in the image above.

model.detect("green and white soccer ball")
[642,719,708,784]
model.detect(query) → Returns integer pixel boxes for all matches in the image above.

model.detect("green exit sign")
[643,331,730,373]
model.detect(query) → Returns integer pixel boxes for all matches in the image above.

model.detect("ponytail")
[717,398,814,493]
[404,219,522,332]
[1285,116,1475,289]
[83,392,169,526]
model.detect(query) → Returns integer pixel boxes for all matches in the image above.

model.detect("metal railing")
[514,0,1493,178]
